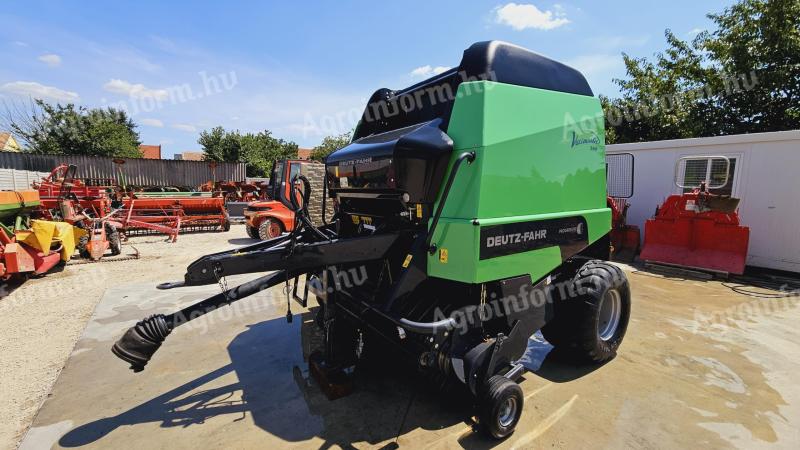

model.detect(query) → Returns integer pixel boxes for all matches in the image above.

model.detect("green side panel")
[428,81,609,283]
[0,201,41,222]
[427,209,610,283]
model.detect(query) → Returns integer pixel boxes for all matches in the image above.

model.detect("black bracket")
[426,151,476,254]
[292,274,310,308]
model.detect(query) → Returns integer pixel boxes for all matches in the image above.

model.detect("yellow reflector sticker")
[351,215,360,224]
[416,204,422,218]
[439,248,448,263]
[402,254,413,268]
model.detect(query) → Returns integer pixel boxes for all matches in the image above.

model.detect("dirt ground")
[3,224,800,449]
[0,226,254,450]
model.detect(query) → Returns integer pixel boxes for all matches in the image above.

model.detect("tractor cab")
[244,159,313,240]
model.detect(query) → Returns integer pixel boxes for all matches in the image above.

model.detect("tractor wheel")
[541,260,631,364]
[258,218,283,240]
[77,234,90,259]
[106,224,122,256]
[246,225,259,239]
[221,219,231,232]
[479,375,523,439]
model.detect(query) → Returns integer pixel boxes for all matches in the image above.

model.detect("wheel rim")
[598,288,622,342]
[268,221,282,238]
[498,397,518,428]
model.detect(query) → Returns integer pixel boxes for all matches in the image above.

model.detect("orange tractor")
[244,159,317,240]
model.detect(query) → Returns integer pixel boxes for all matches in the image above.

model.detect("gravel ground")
[0,225,252,450]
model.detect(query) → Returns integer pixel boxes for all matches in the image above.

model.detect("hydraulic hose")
[289,174,330,242]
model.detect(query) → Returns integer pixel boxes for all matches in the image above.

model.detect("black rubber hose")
[111,314,171,372]
[289,174,330,242]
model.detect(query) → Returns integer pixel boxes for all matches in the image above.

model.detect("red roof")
[297,148,313,160]
[139,144,161,159]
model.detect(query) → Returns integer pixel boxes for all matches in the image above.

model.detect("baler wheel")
[479,375,523,439]
[541,260,630,364]
[258,218,283,240]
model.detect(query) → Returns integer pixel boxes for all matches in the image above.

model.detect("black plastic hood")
[326,119,453,205]
[352,40,593,141]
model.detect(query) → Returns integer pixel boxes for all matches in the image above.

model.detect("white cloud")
[493,3,570,31]
[103,79,169,100]
[410,65,450,78]
[688,28,704,37]
[140,118,164,127]
[0,81,79,101]
[171,123,197,132]
[38,53,62,67]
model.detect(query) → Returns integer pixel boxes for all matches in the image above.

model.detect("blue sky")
[0,1,734,157]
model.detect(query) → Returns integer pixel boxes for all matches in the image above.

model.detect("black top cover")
[352,40,593,140]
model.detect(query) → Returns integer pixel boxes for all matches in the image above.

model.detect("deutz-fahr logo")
[338,157,373,166]
[486,229,547,248]
[570,131,600,149]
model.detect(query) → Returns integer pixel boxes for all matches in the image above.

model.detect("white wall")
[0,168,48,191]
[608,130,800,273]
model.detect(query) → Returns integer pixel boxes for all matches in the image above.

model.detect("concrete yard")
[3,225,800,449]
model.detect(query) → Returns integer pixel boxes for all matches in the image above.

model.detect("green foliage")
[199,127,298,177]
[310,131,352,161]
[604,0,800,144]
[4,99,142,157]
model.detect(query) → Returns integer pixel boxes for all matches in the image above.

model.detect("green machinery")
[111,41,631,439]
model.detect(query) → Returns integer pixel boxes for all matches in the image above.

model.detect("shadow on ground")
[227,238,258,245]
[58,312,598,448]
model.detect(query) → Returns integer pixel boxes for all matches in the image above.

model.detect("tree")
[198,127,298,177]
[198,126,242,162]
[604,0,800,143]
[310,131,352,162]
[2,99,142,157]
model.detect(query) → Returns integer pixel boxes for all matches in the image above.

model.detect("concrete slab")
[19,268,800,449]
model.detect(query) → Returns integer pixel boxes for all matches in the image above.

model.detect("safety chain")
[213,263,230,302]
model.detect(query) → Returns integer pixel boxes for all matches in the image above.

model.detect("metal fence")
[0,152,246,188]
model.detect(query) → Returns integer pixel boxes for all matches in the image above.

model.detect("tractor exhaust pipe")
[111,269,296,372]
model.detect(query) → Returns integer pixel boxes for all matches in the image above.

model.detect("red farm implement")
[116,196,227,237]
[0,191,62,279]
[640,156,750,275]
[34,164,228,241]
